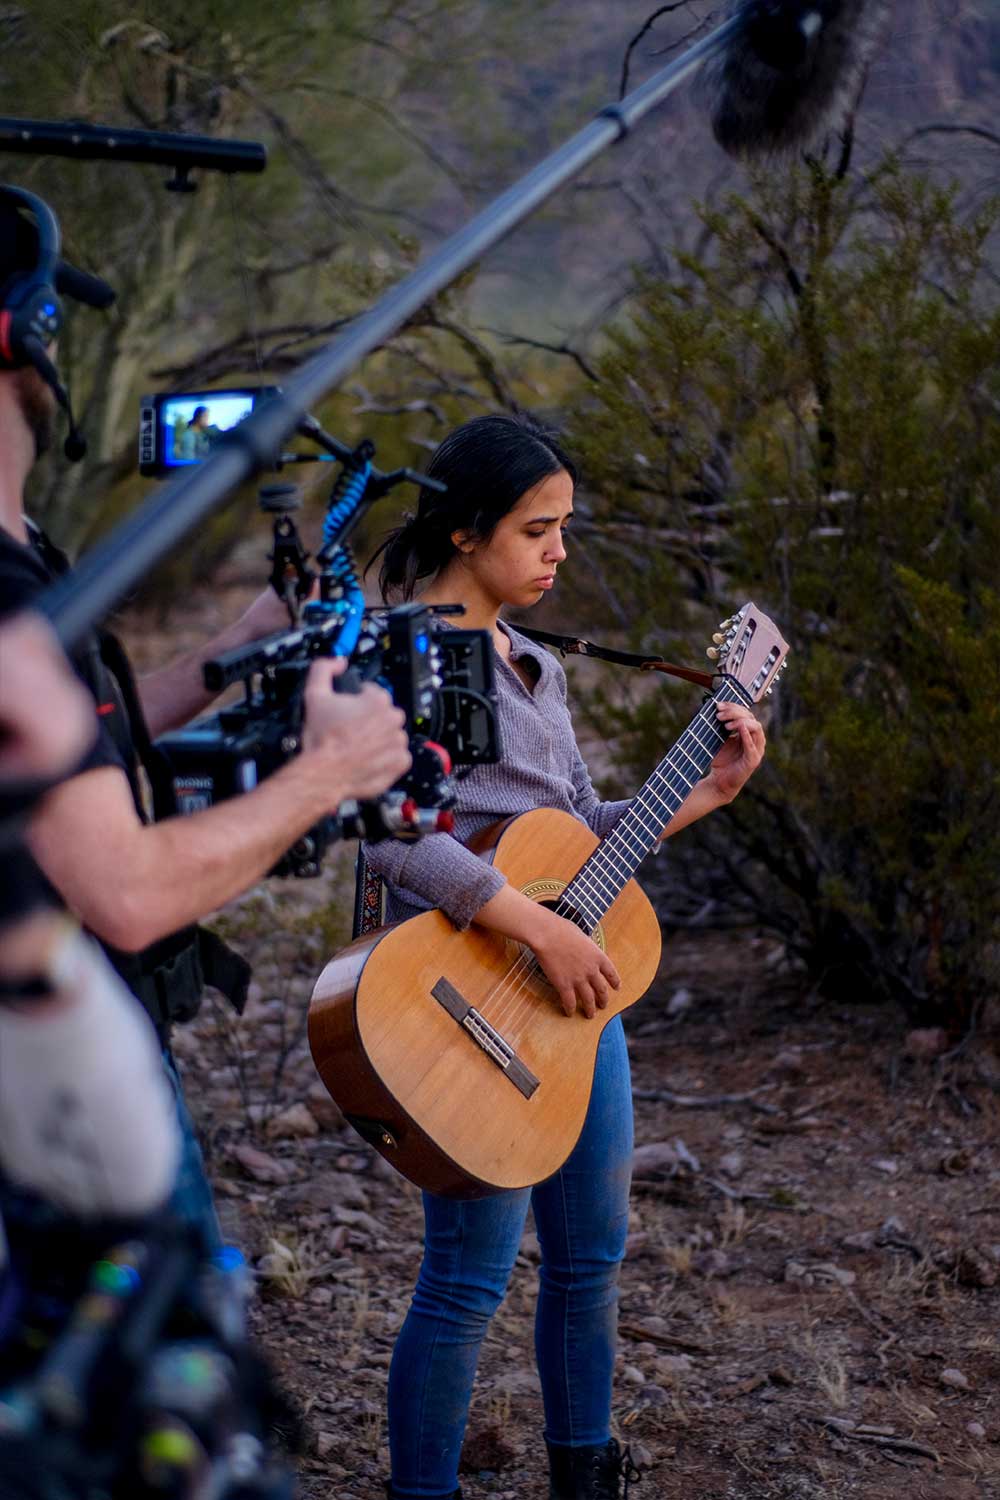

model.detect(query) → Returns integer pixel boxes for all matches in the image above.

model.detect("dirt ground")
[119,574,1000,1500]
[170,882,1000,1500]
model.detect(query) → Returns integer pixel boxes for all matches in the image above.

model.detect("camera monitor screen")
[139,387,277,477]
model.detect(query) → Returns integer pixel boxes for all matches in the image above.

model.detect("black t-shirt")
[0,526,129,781]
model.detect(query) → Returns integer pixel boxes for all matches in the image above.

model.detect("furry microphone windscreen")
[707,0,893,158]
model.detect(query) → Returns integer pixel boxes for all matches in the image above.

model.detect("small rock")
[719,1151,745,1180]
[332,1207,383,1237]
[769,1367,795,1387]
[266,1101,320,1140]
[667,987,693,1017]
[622,1364,646,1386]
[872,1159,899,1176]
[229,1142,297,1185]
[935,1246,998,1289]
[771,1047,805,1076]
[940,1368,970,1390]
[639,1383,669,1406]
[655,1354,693,1380]
[281,1171,370,1213]
[879,1216,908,1238]
[629,1442,654,1470]
[904,1028,950,1061]
[967,1421,986,1440]
[315,1432,338,1459]
[632,1142,684,1178]
[841,1231,876,1254]
[519,1231,541,1262]
[814,1262,857,1288]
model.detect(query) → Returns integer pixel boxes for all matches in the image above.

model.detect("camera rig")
[0,1209,294,1500]
[155,418,500,877]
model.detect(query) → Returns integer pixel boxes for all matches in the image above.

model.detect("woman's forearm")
[659,773,731,841]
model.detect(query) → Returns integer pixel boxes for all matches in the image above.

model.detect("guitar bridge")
[432,978,540,1100]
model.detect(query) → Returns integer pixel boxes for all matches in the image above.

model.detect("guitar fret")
[579,864,619,903]
[672,741,703,776]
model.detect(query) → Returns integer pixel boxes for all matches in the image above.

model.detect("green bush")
[570,152,1000,1028]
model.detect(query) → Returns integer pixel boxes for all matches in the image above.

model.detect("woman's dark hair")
[188,405,208,426]
[368,412,577,602]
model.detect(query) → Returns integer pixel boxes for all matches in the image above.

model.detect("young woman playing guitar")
[363,413,766,1500]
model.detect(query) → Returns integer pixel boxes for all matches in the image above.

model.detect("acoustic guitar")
[308,602,789,1198]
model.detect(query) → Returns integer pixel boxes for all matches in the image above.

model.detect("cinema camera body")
[156,602,499,876]
[141,389,501,878]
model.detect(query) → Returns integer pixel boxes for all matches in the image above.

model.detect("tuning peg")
[706,647,721,662]
[712,632,726,645]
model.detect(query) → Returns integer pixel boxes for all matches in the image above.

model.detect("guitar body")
[308,807,663,1198]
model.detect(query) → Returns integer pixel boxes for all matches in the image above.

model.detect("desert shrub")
[570,152,1000,1027]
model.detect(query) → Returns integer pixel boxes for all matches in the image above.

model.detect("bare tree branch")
[478,326,601,383]
[619,2,704,100]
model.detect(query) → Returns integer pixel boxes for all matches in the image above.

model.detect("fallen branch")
[632,1084,777,1110]
[805,1414,940,1463]
[703,1177,796,1208]
[619,1321,710,1355]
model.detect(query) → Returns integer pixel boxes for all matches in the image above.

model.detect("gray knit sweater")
[363,622,633,929]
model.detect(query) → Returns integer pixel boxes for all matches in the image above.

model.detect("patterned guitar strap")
[350,626,713,940]
[353,851,386,940]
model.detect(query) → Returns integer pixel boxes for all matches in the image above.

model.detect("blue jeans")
[163,1049,223,1253]
[387,1018,633,1499]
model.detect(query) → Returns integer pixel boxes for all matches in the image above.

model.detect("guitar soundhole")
[538,898,596,937]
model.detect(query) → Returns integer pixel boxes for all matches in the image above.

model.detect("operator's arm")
[29,665,410,952]
[138,589,292,738]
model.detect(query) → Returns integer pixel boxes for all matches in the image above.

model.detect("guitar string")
[485,787,670,1034]
[481,702,730,1041]
[492,776,689,1041]
[483,703,729,1038]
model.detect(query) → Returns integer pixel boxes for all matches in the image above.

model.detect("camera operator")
[0,185,412,1248]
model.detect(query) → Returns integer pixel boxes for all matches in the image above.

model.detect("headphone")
[0,185,64,368]
[0,184,86,461]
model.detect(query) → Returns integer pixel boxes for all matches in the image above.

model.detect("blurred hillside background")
[4,0,999,1027]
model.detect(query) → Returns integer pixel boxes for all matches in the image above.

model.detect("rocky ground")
[171,885,1000,1500]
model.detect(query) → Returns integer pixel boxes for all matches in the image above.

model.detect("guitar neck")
[563,680,753,928]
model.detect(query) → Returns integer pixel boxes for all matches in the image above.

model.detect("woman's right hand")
[530,906,621,1020]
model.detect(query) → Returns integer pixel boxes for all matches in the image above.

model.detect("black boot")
[547,1438,641,1499]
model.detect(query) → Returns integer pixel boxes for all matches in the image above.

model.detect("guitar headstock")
[707,601,790,703]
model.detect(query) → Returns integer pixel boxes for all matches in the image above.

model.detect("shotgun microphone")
[707,0,892,158]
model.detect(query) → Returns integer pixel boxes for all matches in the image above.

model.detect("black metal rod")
[0,117,266,174]
[39,16,739,649]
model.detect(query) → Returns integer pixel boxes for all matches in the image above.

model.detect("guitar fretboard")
[563,680,753,929]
